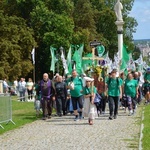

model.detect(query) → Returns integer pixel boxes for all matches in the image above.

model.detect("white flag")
[61,50,69,74]
[134,55,143,65]
[127,54,136,71]
[31,47,35,64]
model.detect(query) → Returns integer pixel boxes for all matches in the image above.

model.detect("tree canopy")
[0,0,137,80]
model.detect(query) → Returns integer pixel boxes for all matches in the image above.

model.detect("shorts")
[143,86,150,95]
[71,95,83,110]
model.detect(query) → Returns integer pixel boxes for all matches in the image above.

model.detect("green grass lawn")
[0,97,39,135]
[142,104,150,150]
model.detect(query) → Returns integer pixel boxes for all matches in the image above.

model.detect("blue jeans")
[108,96,119,116]
[127,96,137,110]
[19,90,26,101]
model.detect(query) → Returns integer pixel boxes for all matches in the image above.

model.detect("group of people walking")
[36,67,150,125]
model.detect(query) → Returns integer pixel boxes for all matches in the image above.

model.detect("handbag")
[94,93,101,104]
[121,95,128,107]
[85,86,101,103]
[68,77,74,90]
[68,81,74,90]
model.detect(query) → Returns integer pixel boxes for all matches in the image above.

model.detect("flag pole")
[31,47,35,83]
[33,63,35,84]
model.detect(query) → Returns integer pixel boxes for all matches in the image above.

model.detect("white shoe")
[128,110,133,116]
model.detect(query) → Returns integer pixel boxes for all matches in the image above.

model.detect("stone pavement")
[0,108,140,150]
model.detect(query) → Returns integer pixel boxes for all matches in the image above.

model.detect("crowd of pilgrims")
[35,67,150,125]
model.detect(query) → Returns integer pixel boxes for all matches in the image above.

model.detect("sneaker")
[47,115,51,119]
[114,115,117,119]
[102,111,105,115]
[128,110,133,116]
[109,116,113,120]
[74,116,79,121]
[42,117,47,120]
[79,116,83,120]
[58,114,62,117]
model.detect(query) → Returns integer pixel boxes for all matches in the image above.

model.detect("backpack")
[108,77,119,86]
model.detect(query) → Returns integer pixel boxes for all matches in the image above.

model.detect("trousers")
[56,96,66,115]
[108,96,119,116]
[41,98,52,117]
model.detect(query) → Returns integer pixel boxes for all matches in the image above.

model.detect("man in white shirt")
[18,78,26,101]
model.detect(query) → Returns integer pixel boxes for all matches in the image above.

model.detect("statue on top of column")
[114,0,123,21]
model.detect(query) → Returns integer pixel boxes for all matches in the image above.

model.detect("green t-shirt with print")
[67,76,83,97]
[83,86,97,95]
[106,78,122,97]
[124,79,138,98]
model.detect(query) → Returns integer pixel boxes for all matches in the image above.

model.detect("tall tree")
[0,11,36,80]
[0,0,138,78]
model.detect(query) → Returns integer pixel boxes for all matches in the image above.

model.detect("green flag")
[50,46,57,73]
[78,44,84,59]
[67,46,72,74]
[122,44,129,62]
[96,45,105,57]
[120,44,129,70]
[72,50,82,74]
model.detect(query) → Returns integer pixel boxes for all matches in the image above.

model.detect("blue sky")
[130,0,150,40]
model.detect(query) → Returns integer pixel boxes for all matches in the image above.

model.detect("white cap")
[84,77,94,82]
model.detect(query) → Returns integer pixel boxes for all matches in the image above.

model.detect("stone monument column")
[114,0,124,68]
[115,21,124,60]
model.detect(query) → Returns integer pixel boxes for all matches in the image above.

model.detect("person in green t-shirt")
[66,70,84,121]
[143,68,150,104]
[106,69,122,120]
[83,77,98,125]
[144,67,150,82]
[124,73,139,115]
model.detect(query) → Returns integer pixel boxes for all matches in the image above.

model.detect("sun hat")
[84,76,94,82]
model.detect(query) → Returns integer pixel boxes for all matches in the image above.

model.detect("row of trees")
[0,0,137,81]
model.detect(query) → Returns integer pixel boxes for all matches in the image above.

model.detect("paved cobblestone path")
[0,108,140,150]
